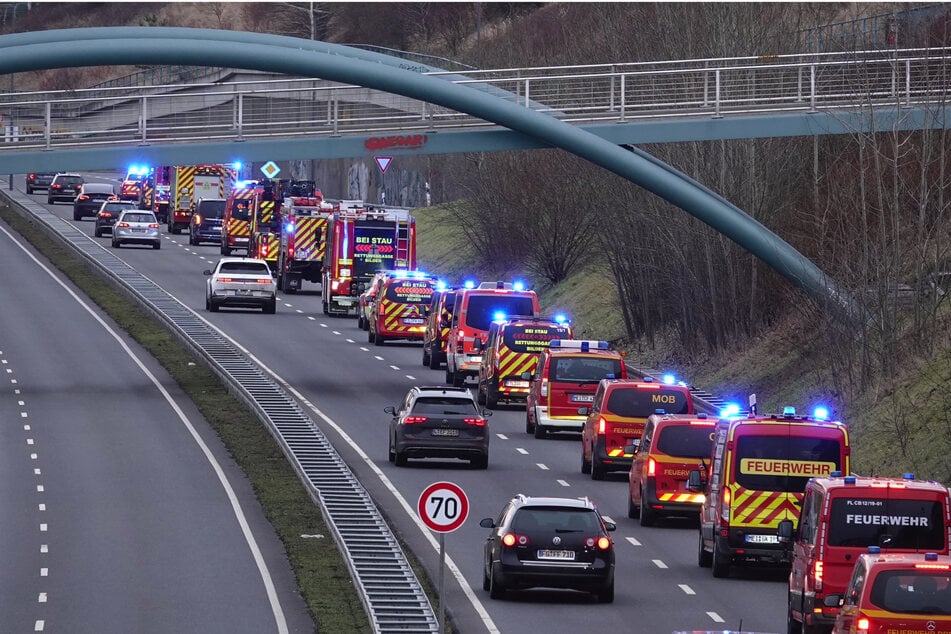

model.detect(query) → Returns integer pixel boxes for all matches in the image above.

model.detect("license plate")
[570,394,594,403]
[403,318,425,325]
[537,550,575,560]
[235,289,251,296]
[337,298,354,306]
[431,428,459,437]
[745,534,779,544]
[505,380,530,388]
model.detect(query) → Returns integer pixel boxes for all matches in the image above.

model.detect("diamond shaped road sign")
[260,161,281,179]
[375,156,393,174]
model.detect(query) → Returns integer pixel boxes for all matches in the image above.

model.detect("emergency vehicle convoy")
[784,473,951,634]
[580,377,695,480]
[422,286,457,370]
[221,180,278,257]
[445,281,539,388]
[321,205,416,316]
[166,164,237,234]
[693,407,851,578]
[367,271,438,345]
[476,314,572,407]
[274,195,331,293]
[119,165,150,204]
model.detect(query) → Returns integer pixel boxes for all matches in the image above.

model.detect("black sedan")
[73,183,118,220]
[94,201,137,237]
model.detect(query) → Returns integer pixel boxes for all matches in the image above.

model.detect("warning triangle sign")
[375,156,393,174]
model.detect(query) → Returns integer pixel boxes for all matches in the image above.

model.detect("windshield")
[219,261,270,275]
[828,498,947,550]
[411,397,478,416]
[512,508,601,533]
[734,434,844,492]
[869,571,951,614]
[550,356,622,382]
[198,200,226,219]
[229,200,251,222]
[655,424,716,458]
[501,323,572,354]
[604,387,690,417]
[463,294,536,332]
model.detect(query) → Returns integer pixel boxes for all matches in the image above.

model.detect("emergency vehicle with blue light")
[422,284,455,369]
[275,195,332,293]
[368,271,438,345]
[524,339,628,439]
[120,165,151,204]
[830,550,951,634]
[477,314,573,408]
[445,281,539,388]
[784,473,951,634]
[692,406,851,578]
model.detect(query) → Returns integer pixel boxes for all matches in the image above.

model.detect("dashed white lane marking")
[40,545,48,554]
[360,347,369,352]
[27,438,34,445]
[19,400,25,405]
[405,375,416,381]
[707,612,725,623]
[496,434,508,440]
[283,303,292,308]
[24,424,30,431]
[39,524,47,532]
[374,356,384,361]
[389,365,400,370]
[34,620,44,631]
[21,412,28,417]
[319,323,328,328]
[30,453,37,460]
[40,568,48,577]
[38,504,45,511]
[33,468,41,475]
[626,536,642,546]
[602,515,616,524]
[307,316,315,321]
[38,593,47,603]
[679,584,695,595]
[557,480,570,487]
[536,463,549,470]
[652,559,668,569]
[5,368,11,373]
[332,330,341,335]
[516,448,528,455]
[295,309,303,314]
[345,339,355,343]
[11,378,17,384]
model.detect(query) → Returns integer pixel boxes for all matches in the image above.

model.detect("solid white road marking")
[652,559,668,569]
[626,537,642,546]
[708,612,725,623]
[557,480,570,487]
[679,584,695,595]
[602,515,615,524]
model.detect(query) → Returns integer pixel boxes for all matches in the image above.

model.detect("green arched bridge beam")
[0,28,852,315]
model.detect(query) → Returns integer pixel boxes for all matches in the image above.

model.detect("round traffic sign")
[417,481,469,533]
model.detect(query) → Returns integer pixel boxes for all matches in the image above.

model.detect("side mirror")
[473,338,484,351]
[383,406,396,415]
[687,469,706,491]
[603,521,617,532]
[777,519,794,544]
[479,518,495,529]
[578,407,590,416]
[203,269,212,276]
[481,409,493,417]
[520,371,532,381]
[823,595,842,608]
[624,439,641,454]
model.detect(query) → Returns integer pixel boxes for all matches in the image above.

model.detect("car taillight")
[856,616,870,634]
[814,560,824,591]
[78,194,89,201]
[29,173,35,179]
[218,277,233,282]
[540,378,549,397]
[51,184,61,189]
[194,214,202,225]
[502,532,529,547]
[404,416,428,424]
[255,278,272,284]
[720,487,731,523]
[117,222,130,227]
[148,223,159,229]
[463,418,485,426]
[596,536,611,550]
[99,212,112,218]
[597,417,607,435]
[647,457,656,477]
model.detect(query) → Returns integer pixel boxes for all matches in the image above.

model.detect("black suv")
[385,385,491,469]
[189,198,226,245]
[480,494,616,602]
[47,173,85,204]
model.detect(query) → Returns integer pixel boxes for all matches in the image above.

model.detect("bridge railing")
[1,47,949,150]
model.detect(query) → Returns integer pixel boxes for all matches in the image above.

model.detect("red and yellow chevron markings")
[730,485,802,528]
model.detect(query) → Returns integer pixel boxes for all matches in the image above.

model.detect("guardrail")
[1,47,949,151]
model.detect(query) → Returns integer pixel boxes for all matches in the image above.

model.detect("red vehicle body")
[321,206,416,316]
[786,474,951,634]
[150,166,172,223]
[581,378,694,480]
[445,282,539,388]
[168,165,236,234]
[422,287,456,370]
[368,272,437,345]
[275,196,332,293]
[221,183,273,256]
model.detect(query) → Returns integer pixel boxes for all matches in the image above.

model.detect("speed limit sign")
[417,481,469,533]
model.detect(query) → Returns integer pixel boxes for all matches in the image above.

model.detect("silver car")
[112,210,161,249]
[204,257,277,314]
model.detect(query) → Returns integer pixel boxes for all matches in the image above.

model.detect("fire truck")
[692,407,851,578]
[119,165,150,204]
[275,196,333,293]
[221,180,279,257]
[167,165,236,234]
[321,206,416,316]
[367,271,438,345]
[784,473,950,634]
[150,166,172,223]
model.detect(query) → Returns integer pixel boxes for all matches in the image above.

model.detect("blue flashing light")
[553,313,567,324]
[662,373,676,385]
[654,409,666,415]
[492,311,507,322]
[696,413,708,419]
[720,403,741,418]
[925,552,938,561]
[782,406,797,416]
[463,280,476,289]
[844,475,856,484]
[642,376,654,382]
[831,470,843,477]
[284,222,295,233]
[512,280,525,291]
[812,406,829,421]
[412,270,427,279]
[867,546,881,554]
[580,341,590,352]
[232,161,242,170]
[435,280,447,291]
[236,179,257,189]
[605,373,616,380]
[902,473,915,480]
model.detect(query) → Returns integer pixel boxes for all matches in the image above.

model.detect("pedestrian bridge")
[2,37,950,173]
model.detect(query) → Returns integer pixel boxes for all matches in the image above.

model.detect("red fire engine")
[275,195,333,293]
[321,205,416,316]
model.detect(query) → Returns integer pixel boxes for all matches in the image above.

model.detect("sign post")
[417,481,469,634]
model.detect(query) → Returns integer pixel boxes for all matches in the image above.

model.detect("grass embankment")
[0,198,371,633]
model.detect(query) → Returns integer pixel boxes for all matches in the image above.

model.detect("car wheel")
[188,233,196,245]
[787,594,803,634]
[387,438,395,463]
[374,333,386,346]
[421,346,430,368]
[592,459,606,481]
[205,295,211,311]
[581,449,592,475]
[153,241,161,250]
[596,580,614,604]
[394,449,407,467]
[525,410,535,434]
[112,239,120,248]
[445,368,454,385]
[639,489,656,526]
[47,197,53,205]
[221,245,231,256]
[486,381,499,408]
[698,529,712,568]
[452,372,464,388]
[73,210,81,221]
[628,488,640,519]
[711,536,730,578]
[94,227,102,237]
[482,561,491,592]
[264,299,276,314]
[209,299,220,313]
[488,563,506,600]
[26,186,33,194]
[471,455,488,470]
[356,313,364,329]
[428,350,441,370]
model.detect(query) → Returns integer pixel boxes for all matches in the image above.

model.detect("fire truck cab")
[784,474,951,634]
[275,196,331,293]
[445,281,539,388]
[693,408,851,578]
[476,315,572,408]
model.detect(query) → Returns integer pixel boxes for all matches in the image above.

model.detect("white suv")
[204,257,277,314]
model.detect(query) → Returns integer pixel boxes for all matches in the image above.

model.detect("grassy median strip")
[0,200,374,633]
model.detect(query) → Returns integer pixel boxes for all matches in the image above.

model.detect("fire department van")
[627,413,715,525]
[693,407,851,578]
[422,286,456,370]
[368,272,437,345]
[784,474,951,634]
[476,315,573,408]
[221,185,259,255]
[581,377,694,481]
[830,550,951,634]
[524,339,627,439]
[445,281,539,387]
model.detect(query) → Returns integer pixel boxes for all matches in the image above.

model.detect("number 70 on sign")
[417,481,469,533]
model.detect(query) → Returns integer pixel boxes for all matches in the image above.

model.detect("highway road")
[6,172,788,634]
[0,188,314,632]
